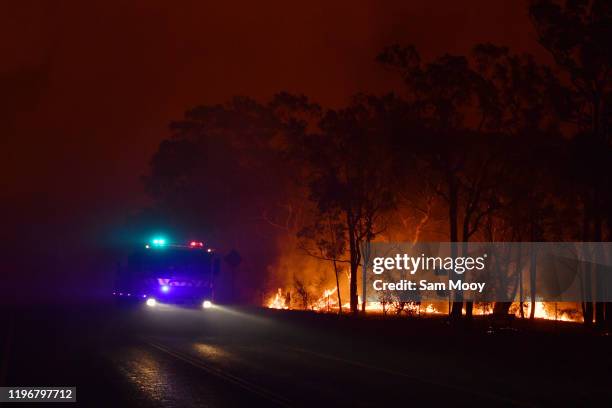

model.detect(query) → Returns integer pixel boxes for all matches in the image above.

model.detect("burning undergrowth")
[267,287,582,322]
[262,204,583,322]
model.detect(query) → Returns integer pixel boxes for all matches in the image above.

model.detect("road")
[1,303,610,407]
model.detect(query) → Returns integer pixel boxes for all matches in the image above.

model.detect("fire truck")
[114,238,219,309]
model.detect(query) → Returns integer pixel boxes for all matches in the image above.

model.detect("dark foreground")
[0,303,610,407]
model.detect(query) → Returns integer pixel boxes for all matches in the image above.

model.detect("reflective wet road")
[1,303,610,407]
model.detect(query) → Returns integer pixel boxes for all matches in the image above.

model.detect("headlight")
[202,300,213,309]
[146,298,157,307]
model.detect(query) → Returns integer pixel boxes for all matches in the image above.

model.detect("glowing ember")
[424,303,439,314]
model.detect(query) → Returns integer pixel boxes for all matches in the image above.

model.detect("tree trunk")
[519,244,525,319]
[361,240,370,314]
[529,243,537,320]
[506,246,523,318]
[581,209,594,325]
[583,268,594,326]
[349,255,359,315]
[327,216,343,315]
[493,246,525,318]
[465,302,473,319]
[448,173,462,319]
[593,209,605,328]
[595,302,605,327]
[462,241,473,319]
[493,302,512,315]
[332,258,342,315]
[347,212,359,315]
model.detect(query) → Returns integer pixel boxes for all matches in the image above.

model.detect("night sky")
[1,0,546,300]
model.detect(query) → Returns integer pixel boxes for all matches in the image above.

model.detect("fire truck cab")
[114,238,219,309]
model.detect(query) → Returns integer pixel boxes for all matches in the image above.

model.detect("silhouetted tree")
[530,0,612,326]
[472,43,569,317]
[298,211,347,314]
[379,46,507,319]
[300,95,397,314]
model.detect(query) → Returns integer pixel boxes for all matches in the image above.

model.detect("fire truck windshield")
[128,247,212,278]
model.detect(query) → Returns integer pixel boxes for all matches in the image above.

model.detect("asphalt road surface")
[1,303,610,407]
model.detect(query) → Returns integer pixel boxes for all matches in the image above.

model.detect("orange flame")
[267,287,442,315]
[311,287,338,311]
[267,287,581,322]
[514,302,580,322]
[267,288,289,309]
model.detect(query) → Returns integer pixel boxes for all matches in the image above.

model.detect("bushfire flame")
[267,288,581,322]
[513,302,580,322]
[267,288,288,309]
[267,288,441,315]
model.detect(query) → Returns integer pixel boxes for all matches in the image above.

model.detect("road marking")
[287,346,535,408]
[145,339,292,408]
